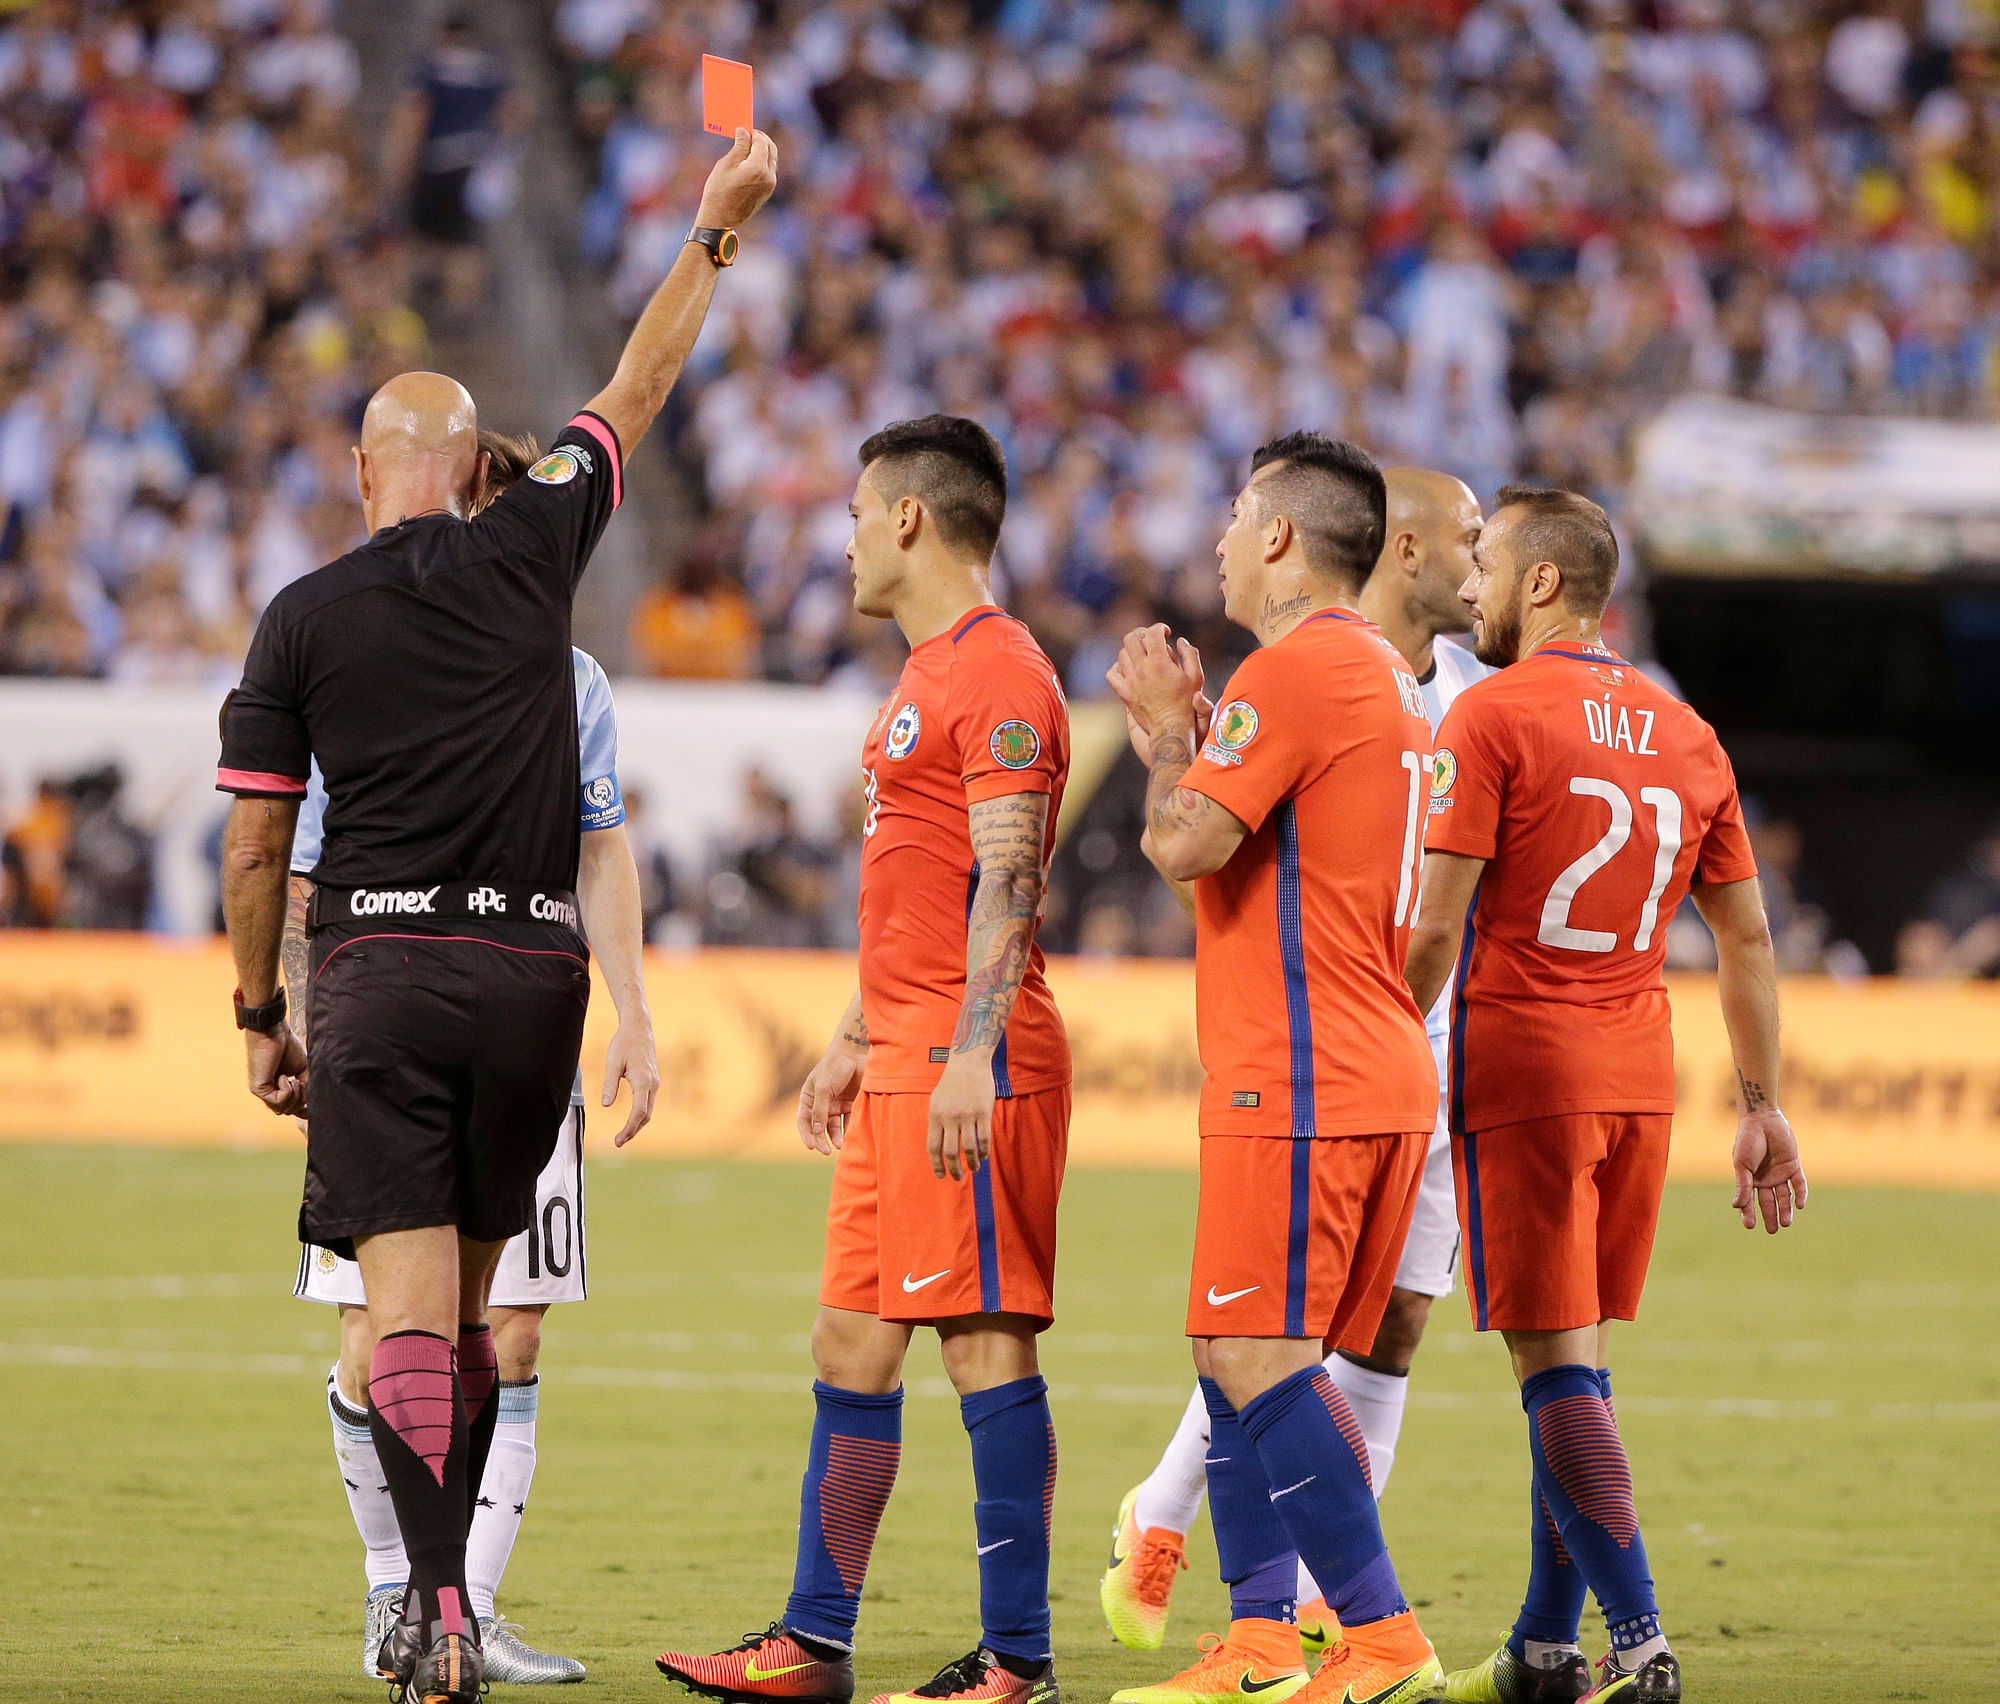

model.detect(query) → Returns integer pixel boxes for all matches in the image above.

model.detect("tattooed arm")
[1691,876,1806,1233]
[798,989,869,1157]
[927,790,1050,1182]
[281,875,313,1043]
[1107,626,1250,887]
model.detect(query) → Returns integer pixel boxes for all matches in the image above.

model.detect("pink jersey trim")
[216,767,308,795]
[567,412,623,510]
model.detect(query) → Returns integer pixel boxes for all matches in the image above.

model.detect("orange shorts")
[1454,1112,1671,1332]
[1187,1132,1426,1350]
[820,1087,1069,1326]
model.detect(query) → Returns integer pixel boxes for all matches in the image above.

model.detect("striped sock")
[1239,1367,1406,1629]
[1522,1366,1664,1659]
[783,1382,902,1649]
[366,1329,470,1636]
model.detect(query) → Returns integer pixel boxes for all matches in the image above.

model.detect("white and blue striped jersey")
[290,647,623,1109]
[291,647,624,871]
[1417,636,1491,1050]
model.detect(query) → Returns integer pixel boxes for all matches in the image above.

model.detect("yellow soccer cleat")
[1293,1611,1443,1704]
[1296,1600,1342,1667]
[1443,1641,1589,1703]
[1100,1488,1189,1652]
[1110,1627,1308,1704]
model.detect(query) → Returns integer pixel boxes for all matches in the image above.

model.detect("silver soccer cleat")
[479,1615,587,1684]
[363,1586,403,1679]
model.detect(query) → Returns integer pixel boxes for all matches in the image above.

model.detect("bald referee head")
[353,371,483,530]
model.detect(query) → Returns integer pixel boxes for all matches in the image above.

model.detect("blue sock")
[1238,1366,1406,1627]
[961,1376,1056,1662]
[784,1382,903,1648]
[1507,1480,1586,1656]
[1522,1366,1662,1654]
[1199,1378,1297,1625]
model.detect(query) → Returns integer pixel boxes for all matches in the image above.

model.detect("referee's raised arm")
[583,127,778,459]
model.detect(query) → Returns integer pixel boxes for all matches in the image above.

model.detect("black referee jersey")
[216,411,623,892]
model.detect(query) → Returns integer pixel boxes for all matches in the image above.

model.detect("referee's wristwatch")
[686,225,739,268]
[234,986,287,1034]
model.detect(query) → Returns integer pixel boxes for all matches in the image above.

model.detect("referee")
[216,129,776,1704]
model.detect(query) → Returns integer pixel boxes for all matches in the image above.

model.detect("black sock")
[367,1328,472,1642]
[458,1323,499,1528]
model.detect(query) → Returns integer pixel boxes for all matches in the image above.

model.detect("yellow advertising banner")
[3,934,1999,1187]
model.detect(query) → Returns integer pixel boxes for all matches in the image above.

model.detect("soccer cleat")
[364,1585,405,1679]
[1443,1643,1590,1703]
[1293,1611,1443,1704]
[1583,1651,1679,1702]
[656,1621,855,1704]
[1101,1487,1189,1650]
[1109,1630,1308,1704]
[481,1614,587,1683]
[393,1625,484,1704]
[1296,1601,1342,1667]
[868,1646,1058,1704]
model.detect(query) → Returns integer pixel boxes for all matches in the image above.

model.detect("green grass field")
[3,1144,1995,1703]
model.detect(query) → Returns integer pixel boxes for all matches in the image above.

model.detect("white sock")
[327,1367,408,1593]
[1325,1352,1410,1498]
[466,1377,539,1621]
[1131,1383,1210,1534]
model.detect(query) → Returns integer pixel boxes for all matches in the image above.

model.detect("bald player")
[1100,469,1491,1673]
[217,131,777,1703]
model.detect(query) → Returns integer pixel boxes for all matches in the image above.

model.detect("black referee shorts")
[302,921,591,1257]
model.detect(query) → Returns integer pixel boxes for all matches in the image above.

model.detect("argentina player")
[284,436,657,1685]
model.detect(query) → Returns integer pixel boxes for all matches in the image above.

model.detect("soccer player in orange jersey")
[1406,487,1808,1704]
[1109,433,1447,1704]
[655,417,1070,1704]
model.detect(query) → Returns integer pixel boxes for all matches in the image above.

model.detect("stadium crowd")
[0,0,516,687]
[558,0,2000,688]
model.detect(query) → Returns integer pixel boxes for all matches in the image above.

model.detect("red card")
[702,55,754,139]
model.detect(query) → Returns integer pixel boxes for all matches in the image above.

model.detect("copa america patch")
[1430,748,1457,796]
[584,776,616,811]
[885,702,921,759]
[1212,700,1259,750]
[989,719,1041,769]
[528,449,581,485]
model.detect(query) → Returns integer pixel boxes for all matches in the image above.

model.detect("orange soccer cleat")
[656,1621,855,1704]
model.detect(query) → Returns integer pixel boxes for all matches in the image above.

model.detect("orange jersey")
[1426,642,1758,1131]
[857,606,1070,1095]
[1179,610,1438,1140]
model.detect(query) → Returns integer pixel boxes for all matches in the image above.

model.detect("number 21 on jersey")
[1539,777,1683,954]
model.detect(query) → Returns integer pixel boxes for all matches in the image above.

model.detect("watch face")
[717,229,739,265]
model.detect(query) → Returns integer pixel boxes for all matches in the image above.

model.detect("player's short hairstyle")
[1492,485,1619,615]
[478,429,540,492]
[858,414,1008,563]
[1247,431,1386,591]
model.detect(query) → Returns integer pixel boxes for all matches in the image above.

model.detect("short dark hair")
[858,414,1008,562]
[1247,432,1386,590]
[1493,484,1619,616]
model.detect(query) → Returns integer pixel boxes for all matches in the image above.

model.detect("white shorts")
[293,1105,588,1308]
[1390,1111,1459,1298]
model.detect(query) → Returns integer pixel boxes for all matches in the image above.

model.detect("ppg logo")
[467,885,507,915]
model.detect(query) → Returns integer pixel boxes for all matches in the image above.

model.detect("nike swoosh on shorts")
[902,1269,951,1293]
[1206,1284,1260,1305]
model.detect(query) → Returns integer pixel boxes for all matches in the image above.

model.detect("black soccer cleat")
[1585,1650,1680,1702]
[1444,1640,1592,1702]
[388,1624,486,1704]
